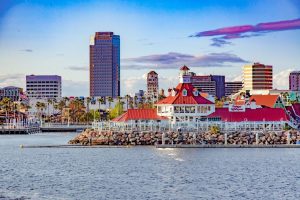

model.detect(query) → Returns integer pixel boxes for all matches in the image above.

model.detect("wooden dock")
[0,127,40,134]
[156,144,300,148]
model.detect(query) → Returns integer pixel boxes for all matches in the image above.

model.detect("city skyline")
[0,0,300,96]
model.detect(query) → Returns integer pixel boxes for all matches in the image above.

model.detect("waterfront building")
[243,63,273,91]
[225,81,243,97]
[0,86,23,101]
[146,71,159,102]
[156,66,215,123]
[26,75,62,98]
[90,32,120,97]
[191,74,225,99]
[289,71,300,91]
[105,66,298,131]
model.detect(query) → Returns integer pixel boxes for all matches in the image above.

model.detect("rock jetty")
[68,129,300,146]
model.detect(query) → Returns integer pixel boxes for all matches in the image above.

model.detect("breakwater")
[68,129,300,146]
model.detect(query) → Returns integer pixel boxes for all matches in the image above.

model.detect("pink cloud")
[190,18,300,47]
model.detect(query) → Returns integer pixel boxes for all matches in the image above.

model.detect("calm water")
[0,133,300,200]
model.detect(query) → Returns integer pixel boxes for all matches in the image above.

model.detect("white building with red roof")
[156,66,215,124]
[93,66,298,132]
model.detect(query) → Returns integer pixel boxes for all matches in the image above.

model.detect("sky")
[0,0,299,96]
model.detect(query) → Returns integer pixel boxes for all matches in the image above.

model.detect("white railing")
[91,120,291,132]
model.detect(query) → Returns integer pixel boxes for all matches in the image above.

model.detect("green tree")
[210,125,220,135]
[0,97,12,123]
[109,102,124,119]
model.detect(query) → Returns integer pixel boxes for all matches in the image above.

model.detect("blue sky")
[0,0,299,96]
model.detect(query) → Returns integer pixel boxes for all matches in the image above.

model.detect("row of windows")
[27,88,59,91]
[157,106,212,114]
[28,92,58,94]
[27,81,59,84]
[27,85,59,87]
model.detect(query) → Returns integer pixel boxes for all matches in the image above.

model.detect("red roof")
[112,109,168,122]
[180,65,190,71]
[248,95,279,108]
[208,108,288,122]
[156,83,214,105]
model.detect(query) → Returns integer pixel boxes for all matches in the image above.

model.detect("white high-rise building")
[243,63,272,91]
[26,75,62,98]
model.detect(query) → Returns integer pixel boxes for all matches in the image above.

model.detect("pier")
[40,123,91,132]
[156,144,300,148]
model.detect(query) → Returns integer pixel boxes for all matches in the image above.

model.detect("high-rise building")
[225,81,243,96]
[26,75,62,98]
[289,71,300,91]
[190,75,225,99]
[211,75,225,99]
[191,75,216,97]
[147,71,159,101]
[243,63,273,91]
[90,32,120,97]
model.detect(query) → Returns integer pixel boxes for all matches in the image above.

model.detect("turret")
[179,65,191,83]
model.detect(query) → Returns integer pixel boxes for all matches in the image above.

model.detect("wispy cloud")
[273,68,294,90]
[20,49,33,53]
[66,66,88,71]
[123,52,248,69]
[0,73,25,88]
[190,18,300,47]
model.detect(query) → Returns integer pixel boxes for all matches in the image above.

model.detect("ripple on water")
[1,134,300,199]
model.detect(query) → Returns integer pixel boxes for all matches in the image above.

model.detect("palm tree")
[86,97,91,113]
[134,95,138,109]
[57,100,66,123]
[125,94,131,110]
[117,96,122,116]
[97,97,105,120]
[47,98,53,120]
[139,96,146,109]
[0,97,12,124]
[107,96,113,110]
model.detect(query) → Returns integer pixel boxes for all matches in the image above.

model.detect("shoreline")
[19,144,300,148]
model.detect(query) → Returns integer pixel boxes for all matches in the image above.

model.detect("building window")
[182,89,187,96]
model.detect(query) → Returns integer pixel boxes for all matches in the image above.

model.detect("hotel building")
[243,63,273,91]
[191,75,225,99]
[26,75,62,98]
[225,81,243,96]
[289,71,300,91]
[147,71,159,101]
[90,32,120,97]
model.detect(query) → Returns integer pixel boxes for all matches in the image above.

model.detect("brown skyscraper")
[147,71,159,101]
[90,32,120,97]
